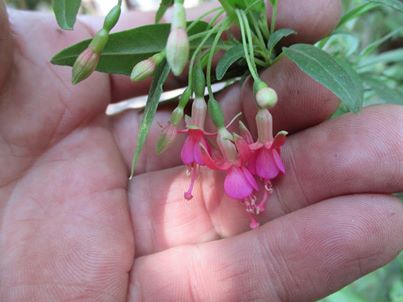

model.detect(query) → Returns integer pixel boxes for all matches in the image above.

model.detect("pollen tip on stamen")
[249,217,259,229]
[184,192,193,200]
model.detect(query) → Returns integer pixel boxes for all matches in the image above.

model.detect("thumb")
[0,1,13,90]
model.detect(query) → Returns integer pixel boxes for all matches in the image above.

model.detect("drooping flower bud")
[256,109,274,143]
[171,106,184,125]
[192,61,206,98]
[72,48,100,85]
[166,2,189,76]
[166,28,189,76]
[103,4,121,32]
[254,81,278,109]
[71,29,109,85]
[190,97,207,129]
[208,96,225,129]
[130,52,165,82]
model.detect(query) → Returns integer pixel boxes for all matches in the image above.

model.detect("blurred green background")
[5,0,402,301]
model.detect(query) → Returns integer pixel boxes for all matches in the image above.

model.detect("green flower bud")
[170,106,184,125]
[192,62,205,98]
[208,96,225,129]
[88,29,109,54]
[178,87,192,108]
[166,27,189,76]
[130,52,165,82]
[254,81,278,109]
[172,2,186,29]
[103,4,121,32]
[72,48,100,85]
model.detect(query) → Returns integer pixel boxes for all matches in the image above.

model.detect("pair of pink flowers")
[178,100,286,228]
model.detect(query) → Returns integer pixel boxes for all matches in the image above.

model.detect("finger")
[129,105,403,256]
[0,0,13,89]
[129,194,403,302]
[111,57,339,175]
[80,0,341,101]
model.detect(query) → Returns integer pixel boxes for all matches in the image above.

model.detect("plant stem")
[187,7,223,31]
[187,19,227,98]
[207,21,230,98]
[270,0,278,33]
[218,0,236,21]
[236,9,260,82]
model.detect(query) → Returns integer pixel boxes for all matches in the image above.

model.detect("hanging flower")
[178,97,214,200]
[201,128,263,229]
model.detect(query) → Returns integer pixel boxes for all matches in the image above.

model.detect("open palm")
[1,1,402,301]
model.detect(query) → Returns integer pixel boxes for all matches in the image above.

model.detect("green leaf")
[51,21,210,75]
[267,28,296,52]
[358,49,403,69]
[155,0,174,23]
[130,61,170,178]
[52,0,81,30]
[283,44,364,112]
[360,27,403,56]
[368,0,403,13]
[337,2,378,29]
[363,76,403,105]
[216,44,244,80]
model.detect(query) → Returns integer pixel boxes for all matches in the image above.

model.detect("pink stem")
[184,164,198,200]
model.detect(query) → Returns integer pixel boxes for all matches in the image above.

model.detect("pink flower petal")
[273,149,285,174]
[247,153,257,175]
[235,138,254,163]
[193,136,210,165]
[224,167,254,200]
[241,166,259,191]
[181,136,195,165]
[200,143,230,170]
[256,148,280,180]
[272,132,287,149]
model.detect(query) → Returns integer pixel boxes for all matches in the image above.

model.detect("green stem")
[270,0,278,33]
[207,21,230,98]
[218,0,236,20]
[187,19,227,98]
[236,10,260,82]
[187,7,223,31]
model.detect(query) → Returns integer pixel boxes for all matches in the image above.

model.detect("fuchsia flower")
[178,97,214,200]
[238,110,287,180]
[201,128,263,229]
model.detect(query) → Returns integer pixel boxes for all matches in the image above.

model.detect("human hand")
[0,1,402,301]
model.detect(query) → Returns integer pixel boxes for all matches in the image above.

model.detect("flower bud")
[166,27,189,76]
[88,29,109,53]
[72,48,100,85]
[103,4,121,32]
[178,87,192,108]
[192,62,206,98]
[191,97,207,129]
[130,52,165,82]
[254,81,278,109]
[156,122,178,154]
[208,96,225,129]
[170,106,184,125]
[256,109,273,143]
[172,2,186,29]
[217,128,237,162]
